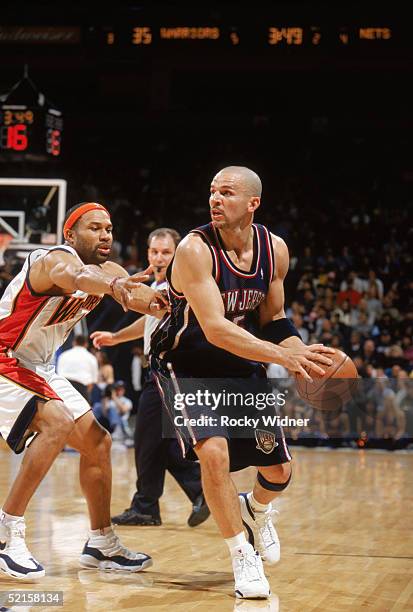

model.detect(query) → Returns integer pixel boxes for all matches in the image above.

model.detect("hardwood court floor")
[0,441,412,612]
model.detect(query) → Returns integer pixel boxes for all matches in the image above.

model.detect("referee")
[91,228,209,527]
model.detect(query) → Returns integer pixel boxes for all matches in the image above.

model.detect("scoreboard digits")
[104,24,394,48]
[0,107,63,158]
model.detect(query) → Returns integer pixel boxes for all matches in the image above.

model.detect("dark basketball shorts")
[150,356,292,472]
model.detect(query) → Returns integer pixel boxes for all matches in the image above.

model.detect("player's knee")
[258,462,292,491]
[273,462,292,483]
[195,438,229,476]
[202,452,229,481]
[40,400,75,439]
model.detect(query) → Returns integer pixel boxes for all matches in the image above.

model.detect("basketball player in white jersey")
[0,202,165,580]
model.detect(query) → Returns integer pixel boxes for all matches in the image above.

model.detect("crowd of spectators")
[0,127,412,450]
[91,379,135,447]
[54,334,136,447]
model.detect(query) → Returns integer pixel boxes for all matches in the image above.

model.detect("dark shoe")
[187,494,210,527]
[111,508,161,526]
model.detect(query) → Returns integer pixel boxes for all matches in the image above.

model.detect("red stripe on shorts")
[0,353,61,401]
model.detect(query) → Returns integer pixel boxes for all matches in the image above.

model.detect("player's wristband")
[261,318,302,344]
[109,276,122,294]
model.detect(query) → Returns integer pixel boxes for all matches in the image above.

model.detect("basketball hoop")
[0,233,13,267]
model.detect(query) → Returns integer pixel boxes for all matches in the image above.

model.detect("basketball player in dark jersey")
[151,166,334,599]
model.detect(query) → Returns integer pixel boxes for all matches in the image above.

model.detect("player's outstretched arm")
[173,235,330,381]
[91,316,146,349]
[30,250,147,297]
[29,251,156,314]
[259,234,334,363]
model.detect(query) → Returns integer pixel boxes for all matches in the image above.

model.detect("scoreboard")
[0,22,404,52]
[105,24,395,48]
[0,105,62,158]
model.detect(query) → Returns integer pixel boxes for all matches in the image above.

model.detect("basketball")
[295,349,358,411]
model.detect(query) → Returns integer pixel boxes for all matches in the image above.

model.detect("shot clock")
[0,105,63,158]
[0,66,63,160]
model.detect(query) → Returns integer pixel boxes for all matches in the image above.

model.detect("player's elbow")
[49,262,79,291]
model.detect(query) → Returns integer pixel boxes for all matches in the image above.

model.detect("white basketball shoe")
[232,543,270,599]
[239,494,280,565]
[79,528,152,572]
[0,513,45,579]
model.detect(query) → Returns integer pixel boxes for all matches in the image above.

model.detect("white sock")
[248,492,271,513]
[88,526,113,541]
[225,531,251,556]
[0,508,24,522]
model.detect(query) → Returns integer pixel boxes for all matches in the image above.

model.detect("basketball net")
[0,233,13,267]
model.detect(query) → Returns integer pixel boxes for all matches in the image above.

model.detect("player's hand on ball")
[90,331,116,349]
[281,344,334,381]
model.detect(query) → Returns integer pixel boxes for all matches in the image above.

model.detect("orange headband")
[63,203,110,234]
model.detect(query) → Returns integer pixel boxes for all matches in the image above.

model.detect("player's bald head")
[215,166,262,197]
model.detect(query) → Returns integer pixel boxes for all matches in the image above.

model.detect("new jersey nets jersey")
[0,246,103,365]
[150,223,275,377]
